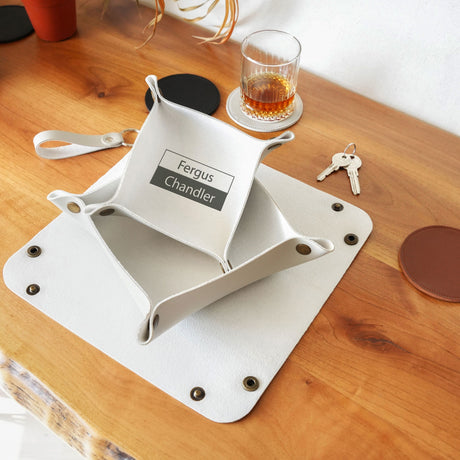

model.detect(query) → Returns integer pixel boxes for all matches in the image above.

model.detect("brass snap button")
[190,387,205,401]
[296,244,311,255]
[26,284,40,295]
[344,233,359,245]
[243,376,259,391]
[27,246,41,257]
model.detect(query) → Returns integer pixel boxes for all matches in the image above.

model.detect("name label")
[150,150,234,211]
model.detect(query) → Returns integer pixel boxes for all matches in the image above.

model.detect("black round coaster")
[145,74,220,115]
[0,6,34,43]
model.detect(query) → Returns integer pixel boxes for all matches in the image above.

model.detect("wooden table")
[1,1,459,458]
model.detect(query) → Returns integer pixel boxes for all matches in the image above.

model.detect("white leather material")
[33,130,125,159]
[4,73,372,421]
[3,162,372,423]
[41,75,332,343]
[47,171,333,343]
[48,76,296,269]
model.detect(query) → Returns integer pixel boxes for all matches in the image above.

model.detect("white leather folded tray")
[3,160,372,423]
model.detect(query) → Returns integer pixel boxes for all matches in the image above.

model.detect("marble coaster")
[226,88,303,132]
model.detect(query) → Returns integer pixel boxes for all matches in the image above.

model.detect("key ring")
[34,127,141,159]
[343,143,356,155]
[121,128,140,147]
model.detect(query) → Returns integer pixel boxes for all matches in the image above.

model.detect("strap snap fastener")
[121,128,140,147]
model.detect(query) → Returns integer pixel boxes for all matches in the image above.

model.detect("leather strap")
[33,129,138,159]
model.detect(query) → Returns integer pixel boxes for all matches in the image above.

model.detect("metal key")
[317,152,352,181]
[345,154,362,195]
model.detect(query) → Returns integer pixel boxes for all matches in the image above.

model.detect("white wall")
[160,0,460,136]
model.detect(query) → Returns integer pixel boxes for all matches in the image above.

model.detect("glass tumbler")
[240,30,301,121]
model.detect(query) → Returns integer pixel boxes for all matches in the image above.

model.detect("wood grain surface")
[0,1,459,458]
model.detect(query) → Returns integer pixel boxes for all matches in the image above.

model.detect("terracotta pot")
[22,0,76,42]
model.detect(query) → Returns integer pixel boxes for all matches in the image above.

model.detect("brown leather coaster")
[398,226,460,302]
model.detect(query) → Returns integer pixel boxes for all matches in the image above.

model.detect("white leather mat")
[3,163,372,423]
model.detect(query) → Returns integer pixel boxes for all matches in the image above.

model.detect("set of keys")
[317,143,362,195]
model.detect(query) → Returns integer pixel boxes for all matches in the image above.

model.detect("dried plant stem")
[137,0,166,48]
[183,0,239,44]
[102,0,238,47]
[146,0,238,46]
